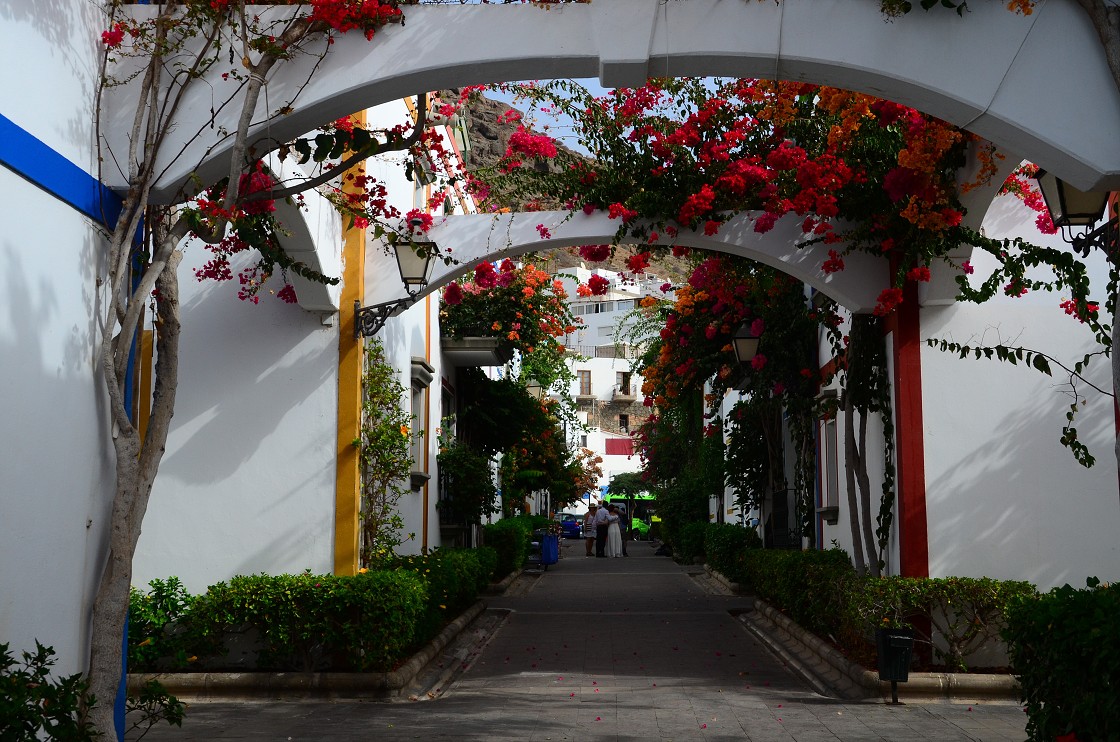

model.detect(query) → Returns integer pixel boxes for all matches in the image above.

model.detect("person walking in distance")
[594,500,611,557]
[583,504,598,557]
[606,504,623,558]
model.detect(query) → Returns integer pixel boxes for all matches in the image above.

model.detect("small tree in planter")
[358,339,415,567]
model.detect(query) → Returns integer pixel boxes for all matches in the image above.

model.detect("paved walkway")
[136,541,1028,741]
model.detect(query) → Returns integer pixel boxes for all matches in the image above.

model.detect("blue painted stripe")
[0,111,129,741]
[0,112,122,229]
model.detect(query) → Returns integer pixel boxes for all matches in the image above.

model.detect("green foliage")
[703,523,763,572]
[1003,578,1120,741]
[125,679,185,741]
[359,339,414,566]
[187,570,426,672]
[387,549,493,648]
[437,435,500,525]
[0,641,98,741]
[850,576,1036,672]
[738,548,858,641]
[483,517,534,578]
[128,577,196,671]
[675,521,709,564]
[607,471,646,497]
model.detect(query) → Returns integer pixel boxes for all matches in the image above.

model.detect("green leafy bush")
[389,549,491,647]
[128,576,196,671]
[738,548,857,640]
[675,521,708,564]
[484,517,534,578]
[1003,578,1119,741]
[703,523,762,575]
[850,576,1036,671]
[0,641,98,741]
[188,569,426,672]
[473,545,499,587]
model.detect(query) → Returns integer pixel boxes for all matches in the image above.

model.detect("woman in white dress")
[606,505,623,557]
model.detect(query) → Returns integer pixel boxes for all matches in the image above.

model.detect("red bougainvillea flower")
[750,354,767,371]
[505,125,558,160]
[276,284,298,304]
[443,282,463,305]
[906,265,931,282]
[238,165,276,215]
[627,251,652,274]
[404,209,434,232]
[579,244,612,262]
[822,249,845,274]
[587,274,611,295]
[475,261,498,289]
[101,23,125,47]
[873,287,904,316]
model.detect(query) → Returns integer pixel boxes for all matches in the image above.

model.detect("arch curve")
[364,210,890,314]
[107,0,1120,203]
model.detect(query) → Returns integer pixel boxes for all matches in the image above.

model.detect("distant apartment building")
[552,266,673,503]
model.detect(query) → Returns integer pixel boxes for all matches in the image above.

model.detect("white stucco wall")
[0,167,115,675]
[0,0,116,675]
[131,241,340,594]
[921,301,1119,589]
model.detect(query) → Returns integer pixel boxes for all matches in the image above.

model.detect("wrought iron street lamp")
[354,217,437,338]
[525,378,547,401]
[1033,169,1116,258]
[731,322,760,365]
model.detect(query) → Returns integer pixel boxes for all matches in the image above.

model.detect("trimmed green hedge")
[1003,578,1119,741]
[187,570,426,672]
[704,523,762,571]
[389,548,495,648]
[129,547,499,673]
[675,521,708,564]
[738,548,858,641]
[483,516,534,578]
[850,576,1035,672]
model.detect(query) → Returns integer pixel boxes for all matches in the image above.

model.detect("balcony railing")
[561,343,642,359]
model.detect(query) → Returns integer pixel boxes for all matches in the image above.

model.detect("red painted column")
[886,284,929,577]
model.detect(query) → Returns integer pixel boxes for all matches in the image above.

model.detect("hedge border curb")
[746,595,1021,703]
[128,599,489,701]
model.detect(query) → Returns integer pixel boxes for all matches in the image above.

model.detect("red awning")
[604,438,634,456]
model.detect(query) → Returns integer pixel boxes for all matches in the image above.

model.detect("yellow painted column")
[334,112,367,576]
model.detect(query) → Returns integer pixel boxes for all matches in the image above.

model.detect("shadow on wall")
[157,251,338,485]
[0,231,115,674]
[922,326,1118,589]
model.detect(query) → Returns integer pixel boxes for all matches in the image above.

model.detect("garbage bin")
[876,627,914,703]
[540,532,559,566]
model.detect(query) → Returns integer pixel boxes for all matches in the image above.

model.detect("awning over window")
[604,438,633,456]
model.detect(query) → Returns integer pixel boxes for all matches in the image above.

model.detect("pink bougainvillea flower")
[536,223,552,239]
[750,354,767,371]
[750,318,765,337]
[961,260,975,274]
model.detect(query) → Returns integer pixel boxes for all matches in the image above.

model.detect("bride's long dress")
[606,516,623,557]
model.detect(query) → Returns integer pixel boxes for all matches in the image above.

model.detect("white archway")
[370,210,889,314]
[107,0,1120,202]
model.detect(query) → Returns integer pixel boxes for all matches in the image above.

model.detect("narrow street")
[138,542,1028,741]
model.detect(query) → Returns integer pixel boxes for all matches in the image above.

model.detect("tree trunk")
[843,392,867,575]
[86,246,182,737]
[855,411,880,578]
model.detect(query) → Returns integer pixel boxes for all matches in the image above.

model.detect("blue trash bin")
[540,533,559,566]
